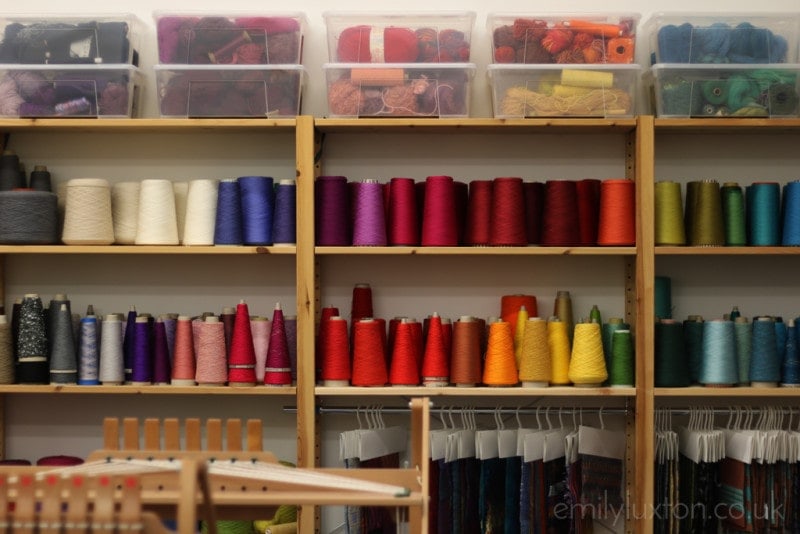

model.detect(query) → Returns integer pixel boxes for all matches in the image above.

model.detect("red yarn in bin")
[337,25,419,62]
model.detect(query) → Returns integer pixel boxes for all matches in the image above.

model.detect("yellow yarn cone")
[547,317,571,385]
[514,305,529,367]
[568,322,608,387]
[482,320,518,386]
[519,317,551,387]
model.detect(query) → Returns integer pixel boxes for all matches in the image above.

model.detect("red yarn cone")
[263,303,291,386]
[317,305,340,383]
[171,315,195,386]
[351,318,388,386]
[337,25,419,62]
[421,313,449,386]
[321,316,350,386]
[389,319,420,386]
[228,300,257,386]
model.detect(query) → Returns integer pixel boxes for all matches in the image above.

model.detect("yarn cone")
[264,303,292,386]
[519,317,551,387]
[321,316,351,386]
[152,317,172,385]
[49,303,77,384]
[421,313,448,387]
[228,300,257,386]
[548,318,571,385]
[390,319,420,386]
[568,322,608,387]
[351,318,388,386]
[482,320,518,386]
[514,305,529,367]
[171,315,196,385]
[449,316,481,387]
[195,316,227,386]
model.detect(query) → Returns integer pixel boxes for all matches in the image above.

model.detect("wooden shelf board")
[0,245,295,255]
[655,118,800,132]
[656,386,800,397]
[0,385,296,395]
[315,117,637,134]
[0,118,297,133]
[316,246,635,256]
[656,246,800,255]
[315,386,636,397]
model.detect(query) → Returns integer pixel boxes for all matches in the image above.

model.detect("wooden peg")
[185,419,201,451]
[118,476,141,531]
[144,418,160,450]
[246,419,263,452]
[102,417,119,450]
[38,474,62,534]
[206,419,222,451]
[164,418,180,450]
[226,419,242,452]
[123,417,139,451]
[64,475,88,534]
[92,475,114,534]
[13,474,35,534]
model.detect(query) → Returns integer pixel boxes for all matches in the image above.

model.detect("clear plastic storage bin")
[0,64,141,118]
[154,64,305,118]
[649,63,800,118]
[487,12,639,64]
[154,12,307,64]
[323,11,475,63]
[0,13,143,65]
[487,64,640,118]
[324,62,475,118]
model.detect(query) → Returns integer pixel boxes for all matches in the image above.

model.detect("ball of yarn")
[383,85,419,116]
[327,78,362,116]
[337,25,419,62]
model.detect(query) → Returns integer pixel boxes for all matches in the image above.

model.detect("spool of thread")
[547,317,571,385]
[654,181,686,245]
[315,176,350,246]
[173,181,189,244]
[420,176,458,246]
[747,182,781,246]
[77,314,100,385]
[214,179,243,245]
[28,165,51,192]
[351,318,388,386]
[482,320,518,386]
[239,176,275,246]
[251,316,271,384]
[597,179,635,246]
[552,291,574,343]
[48,302,77,384]
[608,329,634,387]
[568,322,607,387]
[16,293,48,384]
[273,179,296,246]
[750,316,780,387]
[228,300,257,386]
[699,319,737,387]
[421,312,448,387]
[449,316,481,387]
[464,180,492,246]
[389,318,420,386]
[654,276,672,320]
[111,181,140,245]
[171,315,196,386]
[387,177,419,246]
[352,179,387,246]
[518,317,550,387]
[0,150,24,191]
[130,316,152,385]
[541,180,580,246]
[152,318,171,385]
[98,314,124,385]
[721,182,746,246]
[0,190,59,244]
[524,181,545,244]
[782,319,800,386]
[321,316,350,386]
[500,294,537,338]
[687,180,725,246]
[489,177,527,246]
[61,178,114,245]
[0,316,14,384]
[195,316,227,386]
[136,179,179,245]
[654,319,689,387]
[264,303,292,386]
[181,179,219,246]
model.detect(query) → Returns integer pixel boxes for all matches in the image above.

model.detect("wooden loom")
[3,397,431,534]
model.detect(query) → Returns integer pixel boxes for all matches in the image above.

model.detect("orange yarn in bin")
[337,26,419,62]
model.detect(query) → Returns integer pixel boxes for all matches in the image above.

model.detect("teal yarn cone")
[655,319,689,387]
[750,316,780,387]
[782,319,800,387]
[747,182,781,246]
[654,276,672,320]
[608,329,634,387]
[699,319,738,387]
[734,316,751,385]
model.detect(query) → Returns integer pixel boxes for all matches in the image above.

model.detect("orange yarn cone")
[227,300,257,387]
[421,313,449,387]
[171,315,195,386]
[389,319,420,386]
[482,320,518,386]
[321,316,350,386]
[450,316,482,387]
[351,318,388,386]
